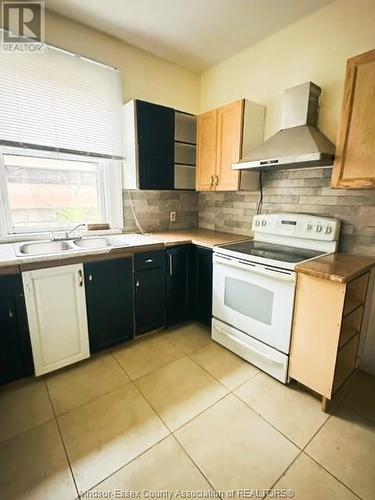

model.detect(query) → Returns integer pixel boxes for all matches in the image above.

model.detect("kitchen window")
[2,154,102,233]
[0,34,124,237]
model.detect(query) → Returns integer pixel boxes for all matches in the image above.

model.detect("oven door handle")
[213,254,295,283]
[215,324,285,365]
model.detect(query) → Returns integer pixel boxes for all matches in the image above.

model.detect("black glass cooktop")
[221,240,324,264]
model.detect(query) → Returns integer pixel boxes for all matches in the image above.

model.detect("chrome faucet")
[50,223,86,241]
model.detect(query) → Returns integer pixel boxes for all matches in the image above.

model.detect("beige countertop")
[151,228,249,248]
[0,229,249,273]
[296,253,375,283]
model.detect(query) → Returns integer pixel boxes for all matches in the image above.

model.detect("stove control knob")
[316,225,323,233]
[325,226,332,234]
[261,220,267,227]
[307,224,313,231]
[255,220,260,227]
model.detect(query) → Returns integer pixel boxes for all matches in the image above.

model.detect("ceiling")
[45,0,333,71]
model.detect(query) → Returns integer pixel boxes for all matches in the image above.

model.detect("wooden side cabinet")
[196,99,265,192]
[289,271,370,410]
[332,48,375,189]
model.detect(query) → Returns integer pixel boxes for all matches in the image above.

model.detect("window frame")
[0,146,124,239]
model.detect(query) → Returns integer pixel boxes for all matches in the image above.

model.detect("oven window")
[224,277,274,325]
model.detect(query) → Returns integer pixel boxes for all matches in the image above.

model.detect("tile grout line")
[172,431,223,496]
[43,378,81,499]
[302,450,364,500]
[263,449,304,499]
[0,414,56,446]
[78,433,171,497]
[265,375,367,500]
[230,391,305,451]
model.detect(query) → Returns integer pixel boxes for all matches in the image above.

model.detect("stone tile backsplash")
[122,169,375,256]
[198,168,375,256]
[123,190,199,233]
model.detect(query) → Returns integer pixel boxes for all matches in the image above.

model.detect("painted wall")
[43,11,201,113]
[200,0,375,141]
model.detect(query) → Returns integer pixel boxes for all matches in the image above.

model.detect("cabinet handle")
[8,306,13,319]
[88,274,93,282]
[145,258,153,263]
[78,269,83,287]
[215,175,219,186]
[210,175,214,187]
[169,254,173,276]
[135,279,140,288]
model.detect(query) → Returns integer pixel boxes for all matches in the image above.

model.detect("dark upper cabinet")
[166,246,194,326]
[136,100,174,190]
[194,247,213,326]
[84,258,134,353]
[138,144,174,190]
[123,100,197,190]
[0,274,34,386]
[136,100,174,147]
[134,251,166,335]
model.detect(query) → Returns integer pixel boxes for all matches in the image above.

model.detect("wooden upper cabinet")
[196,109,217,191]
[216,100,244,191]
[332,49,375,188]
[196,99,264,192]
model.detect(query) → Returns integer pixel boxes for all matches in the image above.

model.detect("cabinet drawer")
[134,250,165,271]
[333,334,359,394]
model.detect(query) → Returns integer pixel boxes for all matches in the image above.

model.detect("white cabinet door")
[23,264,90,375]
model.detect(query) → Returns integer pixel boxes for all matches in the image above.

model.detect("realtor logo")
[2,1,45,52]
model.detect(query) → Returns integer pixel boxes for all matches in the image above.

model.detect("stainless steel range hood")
[233,82,335,171]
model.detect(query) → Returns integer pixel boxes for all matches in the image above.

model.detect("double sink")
[16,236,130,256]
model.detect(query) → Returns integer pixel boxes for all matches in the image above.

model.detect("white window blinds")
[0,43,123,158]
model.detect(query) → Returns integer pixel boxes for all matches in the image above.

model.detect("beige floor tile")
[342,373,375,423]
[191,341,259,390]
[175,394,298,492]
[275,452,357,500]
[136,356,228,431]
[113,333,184,380]
[165,322,213,354]
[0,378,54,443]
[306,406,375,499]
[90,435,212,494]
[46,353,130,415]
[235,372,329,447]
[58,383,169,493]
[0,420,77,500]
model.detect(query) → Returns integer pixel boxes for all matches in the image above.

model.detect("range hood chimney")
[233,82,335,171]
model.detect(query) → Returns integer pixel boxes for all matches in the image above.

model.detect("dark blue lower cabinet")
[0,274,34,386]
[194,247,213,326]
[166,245,194,326]
[134,251,166,335]
[84,258,134,353]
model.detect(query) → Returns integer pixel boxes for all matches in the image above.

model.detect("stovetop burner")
[220,240,325,264]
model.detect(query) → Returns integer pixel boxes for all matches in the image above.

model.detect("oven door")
[212,253,296,354]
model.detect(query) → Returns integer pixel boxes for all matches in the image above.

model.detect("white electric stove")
[212,213,340,382]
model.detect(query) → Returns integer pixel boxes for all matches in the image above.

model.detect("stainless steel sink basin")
[18,240,73,255]
[73,237,111,249]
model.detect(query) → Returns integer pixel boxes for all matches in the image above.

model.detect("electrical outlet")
[170,211,176,222]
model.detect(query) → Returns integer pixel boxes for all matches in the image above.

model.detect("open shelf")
[175,139,196,146]
[343,299,363,317]
[339,325,358,350]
